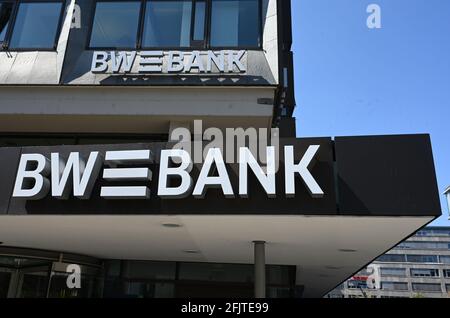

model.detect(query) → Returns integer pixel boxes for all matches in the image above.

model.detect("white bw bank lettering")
[12,146,324,200]
[91,50,247,74]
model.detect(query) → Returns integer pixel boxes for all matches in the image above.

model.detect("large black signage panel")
[335,134,441,216]
[0,135,442,218]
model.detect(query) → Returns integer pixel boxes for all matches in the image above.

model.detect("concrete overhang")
[0,214,435,298]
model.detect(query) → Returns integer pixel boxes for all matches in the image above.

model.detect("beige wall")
[0,86,275,134]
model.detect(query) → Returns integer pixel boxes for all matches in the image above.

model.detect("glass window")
[410,268,440,277]
[444,269,450,278]
[446,284,450,293]
[124,261,176,280]
[89,1,141,48]
[179,263,254,283]
[48,272,101,298]
[17,271,50,298]
[416,228,450,237]
[376,254,406,263]
[380,268,406,277]
[0,271,11,298]
[193,0,206,41]
[440,256,450,264]
[142,0,192,48]
[267,287,291,298]
[397,241,450,250]
[210,0,260,47]
[406,255,438,263]
[381,282,408,291]
[412,283,442,293]
[9,2,63,49]
[0,1,13,43]
[125,282,174,298]
[266,265,293,286]
[347,280,368,289]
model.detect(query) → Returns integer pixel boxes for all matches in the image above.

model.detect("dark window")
[412,283,442,293]
[0,272,11,298]
[381,282,408,291]
[178,262,253,283]
[9,1,63,49]
[410,268,440,277]
[406,255,438,263]
[210,0,260,47]
[142,0,193,48]
[102,261,295,298]
[347,280,368,289]
[376,254,406,263]
[444,269,450,278]
[89,1,141,48]
[0,2,13,43]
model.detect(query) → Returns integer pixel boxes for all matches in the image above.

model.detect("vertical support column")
[254,240,266,298]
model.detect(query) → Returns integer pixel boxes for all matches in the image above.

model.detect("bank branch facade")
[0,0,442,298]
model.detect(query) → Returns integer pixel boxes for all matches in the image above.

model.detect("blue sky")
[292,0,450,226]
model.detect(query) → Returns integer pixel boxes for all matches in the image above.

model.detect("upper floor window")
[380,267,406,277]
[410,268,440,278]
[142,1,193,48]
[89,1,141,49]
[444,269,450,278]
[0,2,13,43]
[440,255,450,264]
[210,0,260,47]
[0,0,64,50]
[376,254,406,263]
[407,255,438,263]
[412,283,442,293]
[88,0,262,49]
[406,254,439,263]
[380,282,408,291]
[397,241,450,250]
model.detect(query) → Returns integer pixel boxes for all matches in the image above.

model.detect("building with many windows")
[327,227,450,298]
[0,0,443,298]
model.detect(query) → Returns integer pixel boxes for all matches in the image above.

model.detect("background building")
[327,227,450,298]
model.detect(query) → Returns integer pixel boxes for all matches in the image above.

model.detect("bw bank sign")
[12,146,323,201]
[91,50,247,74]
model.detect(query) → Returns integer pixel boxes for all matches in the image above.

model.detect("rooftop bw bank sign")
[91,50,247,74]
[12,146,323,201]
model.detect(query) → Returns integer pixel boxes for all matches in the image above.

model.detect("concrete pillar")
[254,241,266,298]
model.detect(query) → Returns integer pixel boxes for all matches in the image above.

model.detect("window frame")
[87,0,263,50]
[411,283,442,293]
[379,267,406,277]
[380,281,408,291]
[208,0,262,50]
[87,0,144,50]
[410,268,440,278]
[0,0,66,51]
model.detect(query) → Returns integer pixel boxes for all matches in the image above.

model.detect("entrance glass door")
[0,256,52,298]
[15,265,52,298]
[0,254,101,298]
